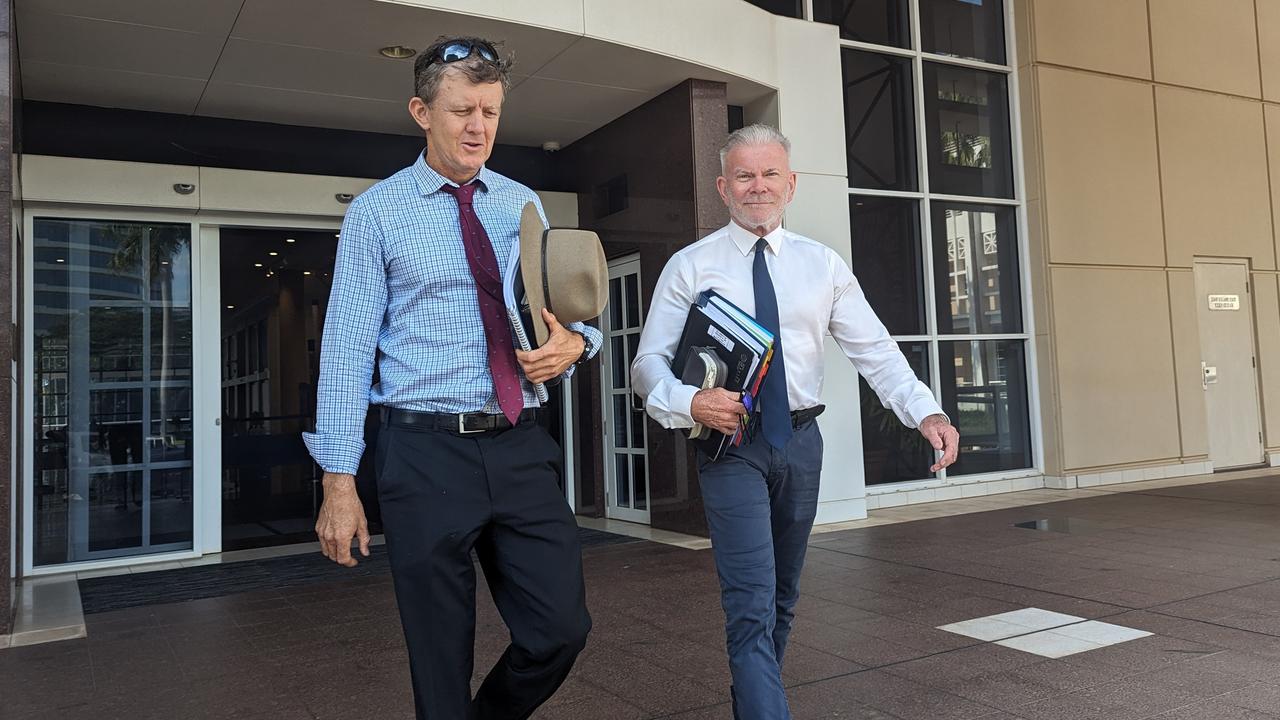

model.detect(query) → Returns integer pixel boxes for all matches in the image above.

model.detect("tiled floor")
[3,475,1280,719]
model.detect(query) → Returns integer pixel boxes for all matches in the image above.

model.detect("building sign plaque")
[1208,294,1241,311]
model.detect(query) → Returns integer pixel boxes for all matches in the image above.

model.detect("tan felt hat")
[518,202,609,346]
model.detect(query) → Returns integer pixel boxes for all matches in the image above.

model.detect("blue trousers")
[698,420,823,720]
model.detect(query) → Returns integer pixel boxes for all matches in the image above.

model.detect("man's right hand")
[690,388,748,436]
[315,472,371,567]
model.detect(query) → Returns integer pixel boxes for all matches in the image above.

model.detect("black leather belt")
[381,407,540,434]
[790,405,825,428]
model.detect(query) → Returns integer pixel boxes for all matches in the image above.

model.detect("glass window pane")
[152,308,193,381]
[631,406,645,448]
[633,454,648,511]
[843,49,918,191]
[93,389,142,467]
[625,274,640,329]
[939,339,1032,475]
[849,197,926,335]
[89,470,143,552]
[609,277,623,330]
[862,342,935,485]
[931,203,1022,334]
[151,468,193,546]
[742,0,803,17]
[920,0,1006,64]
[615,454,631,506]
[89,307,143,382]
[611,336,626,390]
[924,63,1014,198]
[613,395,629,449]
[150,387,193,463]
[32,218,195,566]
[813,0,910,48]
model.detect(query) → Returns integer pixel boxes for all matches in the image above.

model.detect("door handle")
[1202,362,1218,390]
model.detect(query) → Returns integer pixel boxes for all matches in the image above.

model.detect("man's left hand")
[517,309,585,384]
[919,414,960,473]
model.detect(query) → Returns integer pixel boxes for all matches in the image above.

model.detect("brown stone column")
[0,0,18,635]
[558,79,728,536]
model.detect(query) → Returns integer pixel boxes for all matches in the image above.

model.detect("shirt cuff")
[301,432,366,476]
[905,396,948,429]
[669,383,699,427]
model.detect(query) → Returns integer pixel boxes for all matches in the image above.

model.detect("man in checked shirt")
[302,37,602,720]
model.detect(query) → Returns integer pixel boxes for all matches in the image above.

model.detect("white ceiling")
[17,0,775,147]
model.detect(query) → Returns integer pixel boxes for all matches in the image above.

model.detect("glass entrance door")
[218,227,366,550]
[602,257,650,523]
[31,218,195,566]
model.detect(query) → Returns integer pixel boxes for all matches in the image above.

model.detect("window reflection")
[849,196,926,336]
[862,343,936,485]
[843,49,918,191]
[33,218,195,566]
[919,0,1006,64]
[939,340,1031,475]
[924,63,1014,198]
[813,0,910,48]
[932,203,1021,334]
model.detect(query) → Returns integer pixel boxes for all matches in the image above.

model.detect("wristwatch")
[570,330,593,365]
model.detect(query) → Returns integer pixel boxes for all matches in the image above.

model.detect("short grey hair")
[413,36,514,104]
[719,124,792,174]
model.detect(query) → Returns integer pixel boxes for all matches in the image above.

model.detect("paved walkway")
[3,475,1279,719]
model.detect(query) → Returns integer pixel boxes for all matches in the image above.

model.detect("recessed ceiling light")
[161,260,169,265]
[380,45,416,59]
[269,251,279,256]
[286,238,296,243]
[226,305,235,309]
[55,258,65,263]
[254,263,263,267]
[304,271,312,276]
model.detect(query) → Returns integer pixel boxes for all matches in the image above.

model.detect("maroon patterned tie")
[441,182,525,424]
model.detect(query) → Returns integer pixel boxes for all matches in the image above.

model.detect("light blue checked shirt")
[303,154,603,475]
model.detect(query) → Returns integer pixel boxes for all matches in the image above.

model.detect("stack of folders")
[501,243,550,403]
[671,290,775,461]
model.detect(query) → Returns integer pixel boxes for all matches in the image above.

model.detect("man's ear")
[408,97,430,133]
[716,175,730,206]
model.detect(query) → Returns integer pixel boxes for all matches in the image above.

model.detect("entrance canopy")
[18,0,776,147]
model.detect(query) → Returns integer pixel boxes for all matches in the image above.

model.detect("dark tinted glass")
[931,202,1021,334]
[923,63,1014,198]
[743,0,803,17]
[843,49,918,191]
[849,196,925,336]
[812,0,910,47]
[862,342,935,485]
[938,339,1032,475]
[920,0,1006,64]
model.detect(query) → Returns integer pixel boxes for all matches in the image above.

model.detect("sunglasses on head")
[431,39,499,65]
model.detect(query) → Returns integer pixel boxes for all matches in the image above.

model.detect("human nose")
[465,110,485,133]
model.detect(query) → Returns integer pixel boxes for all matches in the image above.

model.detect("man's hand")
[919,414,961,473]
[315,472,371,567]
[516,309,585,384]
[691,388,748,436]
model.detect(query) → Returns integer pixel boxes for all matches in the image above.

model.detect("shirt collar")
[410,151,492,196]
[726,220,785,257]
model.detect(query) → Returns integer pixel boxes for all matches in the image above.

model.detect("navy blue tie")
[753,238,792,448]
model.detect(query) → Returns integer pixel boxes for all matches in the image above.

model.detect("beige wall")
[1017,0,1280,474]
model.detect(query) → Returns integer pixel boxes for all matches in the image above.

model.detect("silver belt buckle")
[457,414,484,435]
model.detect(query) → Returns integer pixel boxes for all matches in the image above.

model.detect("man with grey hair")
[305,36,600,719]
[632,123,959,718]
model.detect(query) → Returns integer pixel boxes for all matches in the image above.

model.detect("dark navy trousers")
[698,420,823,720]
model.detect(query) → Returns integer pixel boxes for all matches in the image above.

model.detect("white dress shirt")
[631,221,944,431]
